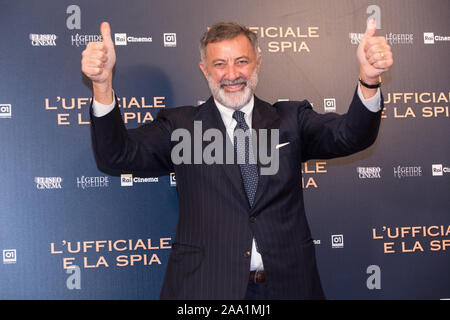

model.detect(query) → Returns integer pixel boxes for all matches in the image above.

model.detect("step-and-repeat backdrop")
[1,0,449,299]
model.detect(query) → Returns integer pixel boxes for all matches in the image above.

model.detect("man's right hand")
[81,22,116,105]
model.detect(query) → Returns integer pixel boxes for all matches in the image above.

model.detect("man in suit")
[82,20,393,299]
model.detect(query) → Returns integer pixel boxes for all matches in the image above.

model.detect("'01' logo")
[331,234,344,248]
[164,33,177,47]
[3,249,17,264]
[0,104,12,118]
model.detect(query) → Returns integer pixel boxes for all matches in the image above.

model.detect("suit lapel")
[194,97,249,209]
[193,96,280,212]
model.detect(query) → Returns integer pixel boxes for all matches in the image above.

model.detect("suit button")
[249,216,256,223]
[244,250,251,258]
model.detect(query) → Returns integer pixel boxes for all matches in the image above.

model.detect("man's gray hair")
[199,22,259,61]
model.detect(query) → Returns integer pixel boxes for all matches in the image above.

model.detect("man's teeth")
[223,83,244,87]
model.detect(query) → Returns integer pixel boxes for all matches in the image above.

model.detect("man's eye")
[214,63,225,68]
[237,60,248,65]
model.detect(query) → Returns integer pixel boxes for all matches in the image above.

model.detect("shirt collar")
[214,96,254,130]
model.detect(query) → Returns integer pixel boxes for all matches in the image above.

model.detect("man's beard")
[206,68,259,110]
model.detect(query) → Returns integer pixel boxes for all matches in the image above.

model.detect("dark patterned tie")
[233,110,259,207]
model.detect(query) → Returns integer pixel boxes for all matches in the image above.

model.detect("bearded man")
[82,20,393,299]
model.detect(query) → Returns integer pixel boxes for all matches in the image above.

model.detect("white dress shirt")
[213,96,265,272]
[92,85,381,271]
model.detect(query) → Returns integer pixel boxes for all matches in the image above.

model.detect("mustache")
[220,77,247,88]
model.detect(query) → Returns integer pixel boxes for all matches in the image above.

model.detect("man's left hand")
[357,19,394,85]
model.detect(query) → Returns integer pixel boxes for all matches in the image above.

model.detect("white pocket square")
[275,142,290,149]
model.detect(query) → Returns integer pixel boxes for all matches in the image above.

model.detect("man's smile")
[222,83,246,92]
[220,77,247,92]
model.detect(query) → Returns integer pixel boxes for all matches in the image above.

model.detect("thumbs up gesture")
[81,22,116,104]
[357,19,393,85]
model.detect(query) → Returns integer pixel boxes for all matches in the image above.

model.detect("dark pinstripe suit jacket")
[90,88,382,299]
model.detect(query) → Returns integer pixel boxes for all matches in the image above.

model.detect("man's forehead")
[205,34,254,58]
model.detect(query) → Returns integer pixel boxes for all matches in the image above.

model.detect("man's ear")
[256,54,262,72]
[199,61,208,79]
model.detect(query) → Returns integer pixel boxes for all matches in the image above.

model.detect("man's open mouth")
[220,78,247,92]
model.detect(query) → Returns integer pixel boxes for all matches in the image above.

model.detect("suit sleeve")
[299,87,383,162]
[90,100,174,177]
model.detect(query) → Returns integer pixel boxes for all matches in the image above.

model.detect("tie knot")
[233,110,246,124]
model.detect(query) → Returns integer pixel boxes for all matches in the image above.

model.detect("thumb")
[100,21,113,44]
[364,18,377,38]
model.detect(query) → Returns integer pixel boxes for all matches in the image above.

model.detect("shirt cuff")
[357,83,381,113]
[92,91,116,117]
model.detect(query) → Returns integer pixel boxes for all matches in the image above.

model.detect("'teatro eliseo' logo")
[171,121,280,175]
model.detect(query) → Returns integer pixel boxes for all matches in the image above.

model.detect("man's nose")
[225,64,239,81]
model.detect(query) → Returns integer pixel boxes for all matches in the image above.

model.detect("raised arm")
[299,19,393,161]
[82,22,173,176]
